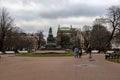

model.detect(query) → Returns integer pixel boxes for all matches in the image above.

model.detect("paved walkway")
[0,54,120,80]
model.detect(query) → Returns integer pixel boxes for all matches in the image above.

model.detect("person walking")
[74,47,79,58]
[78,48,82,58]
[88,46,92,58]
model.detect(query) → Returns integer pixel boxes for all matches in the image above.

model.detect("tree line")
[59,5,120,52]
[0,5,120,53]
[0,8,31,52]
[0,8,45,53]
[82,6,120,52]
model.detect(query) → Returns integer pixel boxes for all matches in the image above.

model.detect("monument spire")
[46,27,56,50]
[49,27,52,35]
[47,27,55,43]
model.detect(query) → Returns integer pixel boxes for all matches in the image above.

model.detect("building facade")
[56,25,84,49]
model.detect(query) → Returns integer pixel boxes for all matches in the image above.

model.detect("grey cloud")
[39,4,106,19]
[0,0,118,34]
[21,0,64,5]
[21,26,36,33]
[10,10,40,21]
[18,0,65,9]
[2,0,110,20]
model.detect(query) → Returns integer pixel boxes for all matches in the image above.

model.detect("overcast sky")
[0,0,120,37]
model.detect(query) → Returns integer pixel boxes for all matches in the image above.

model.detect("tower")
[47,27,55,43]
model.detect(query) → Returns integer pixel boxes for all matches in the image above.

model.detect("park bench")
[92,50,99,53]
[105,50,114,59]
[106,51,114,54]
[0,51,2,54]
[105,51,120,60]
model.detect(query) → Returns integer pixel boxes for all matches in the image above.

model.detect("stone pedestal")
[45,43,56,50]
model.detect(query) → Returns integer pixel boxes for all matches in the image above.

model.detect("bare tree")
[106,6,120,48]
[90,24,111,52]
[82,25,91,48]
[114,31,120,48]
[10,28,27,52]
[37,30,45,49]
[0,8,28,52]
[4,27,21,51]
[0,8,14,52]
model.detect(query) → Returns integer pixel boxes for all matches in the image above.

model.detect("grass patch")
[16,51,74,57]
[108,59,120,63]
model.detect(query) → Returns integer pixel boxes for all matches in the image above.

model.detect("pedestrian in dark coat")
[78,48,82,58]
[88,46,92,58]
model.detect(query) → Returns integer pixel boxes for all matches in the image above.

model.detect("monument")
[45,27,56,50]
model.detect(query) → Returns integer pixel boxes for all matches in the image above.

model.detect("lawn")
[16,51,74,57]
[108,59,120,63]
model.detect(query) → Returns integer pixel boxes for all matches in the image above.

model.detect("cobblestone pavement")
[0,54,120,80]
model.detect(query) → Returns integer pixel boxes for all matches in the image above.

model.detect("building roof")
[60,27,70,31]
